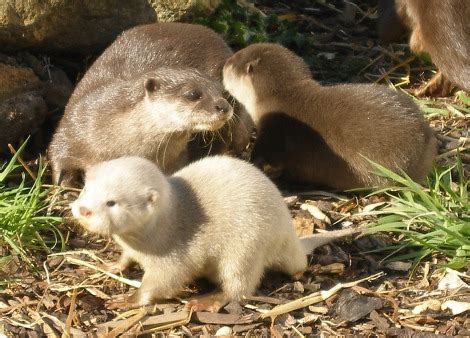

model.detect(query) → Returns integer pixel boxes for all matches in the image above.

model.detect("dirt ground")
[1,1,469,336]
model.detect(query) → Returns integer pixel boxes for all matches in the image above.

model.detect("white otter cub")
[72,156,308,311]
[72,156,358,311]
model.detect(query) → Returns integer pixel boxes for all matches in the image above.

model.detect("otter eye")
[106,200,116,207]
[185,90,202,101]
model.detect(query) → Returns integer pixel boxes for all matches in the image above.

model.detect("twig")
[104,308,148,338]
[7,143,36,180]
[435,146,468,160]
[375,56,415,84]
[63,288,78,337]
[136,308,193,336]
[64,256,141,288]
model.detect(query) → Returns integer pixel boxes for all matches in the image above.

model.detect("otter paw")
[292,271,306,281]
[186,296,225,313]
[106,294,140,311]
[99,262,125,274]
[414,72,454,97]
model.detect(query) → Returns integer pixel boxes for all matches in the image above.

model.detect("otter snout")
[215,99,231,114]
[79,206,92,217]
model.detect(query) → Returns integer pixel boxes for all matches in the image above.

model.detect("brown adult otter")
[223,43,438,190]
[49,67,232,187]
[71,156,359,311]
[378,0,470,96]
[48,22,252,187]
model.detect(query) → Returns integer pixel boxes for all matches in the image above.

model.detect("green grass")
[0,140,64,267]
[193,0,309,50]
[365,155,470,269]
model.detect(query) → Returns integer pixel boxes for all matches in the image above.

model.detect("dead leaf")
[438,269,469,290]
[441,300,470,315]
[300,203,331,224]
[193,312,254,325]
[412,299,442,314]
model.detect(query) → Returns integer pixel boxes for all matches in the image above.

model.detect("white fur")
[143,96,232,133]
[72,156,307,304]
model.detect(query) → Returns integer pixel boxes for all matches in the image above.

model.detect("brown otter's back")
[251,84,438,189]
[223,43,438,189]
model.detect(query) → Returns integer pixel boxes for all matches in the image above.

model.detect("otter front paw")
[414,71,454,97]
[99,261,127,274]
[186,293,227,313]
[105,292,142,310]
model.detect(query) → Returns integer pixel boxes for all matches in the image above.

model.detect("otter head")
[71,157,169,237]
[223,43,311,120]
[142,68,233,133]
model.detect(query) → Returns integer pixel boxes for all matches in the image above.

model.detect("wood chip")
[232,323,262,333]
[193,312,254,325]
[98,311,188,329]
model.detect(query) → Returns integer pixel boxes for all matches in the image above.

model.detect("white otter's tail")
[299,227,364,256]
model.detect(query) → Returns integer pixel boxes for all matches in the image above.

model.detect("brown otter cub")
[49,67,232,187]
[378,0,470,96]
[223,43,437,190]
[71,156,358,311]
[49,22,250,187]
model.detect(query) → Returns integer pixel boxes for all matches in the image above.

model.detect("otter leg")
[51,161,82,188]
[414,71,454,97]
[272,237,307,277]
[107,267,192,310]
[99,253,134,274]
[186,291,228,312]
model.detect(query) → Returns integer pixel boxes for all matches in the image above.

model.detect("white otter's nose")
[71,201,92,219]
[79,206,92,217]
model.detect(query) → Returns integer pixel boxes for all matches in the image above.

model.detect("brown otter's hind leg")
[414,71,454,97]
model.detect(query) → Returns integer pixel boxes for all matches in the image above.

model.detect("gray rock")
[334,288,383,322]
[0,93,47,149]
[0,54,73,149]
[0,0,221,54]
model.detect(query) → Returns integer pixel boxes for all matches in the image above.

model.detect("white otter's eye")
[106,200,116,207]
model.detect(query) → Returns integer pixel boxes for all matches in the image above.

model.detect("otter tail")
[299,227,364,256]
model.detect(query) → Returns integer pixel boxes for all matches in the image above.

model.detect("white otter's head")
[71,157,170,237]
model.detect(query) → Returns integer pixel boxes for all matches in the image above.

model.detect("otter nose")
[79,206,92,217]
[215,100,231,114]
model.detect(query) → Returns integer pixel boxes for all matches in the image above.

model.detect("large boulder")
[0,0,221,54]
[0,53,73,149]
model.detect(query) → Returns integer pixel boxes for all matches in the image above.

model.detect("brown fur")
[48,22,252,187]
[223,43,438,190]
[49,66,232,187]
[379,0,470,96]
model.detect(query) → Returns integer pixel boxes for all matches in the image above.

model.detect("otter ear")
[146,188,160,205]
[246,58,261,76]
[144,78,160,96]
